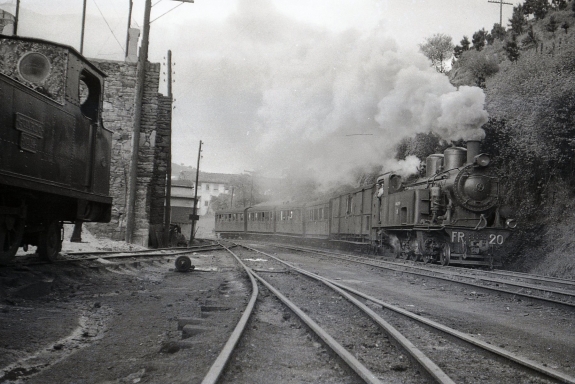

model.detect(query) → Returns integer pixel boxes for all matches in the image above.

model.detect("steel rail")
[243,243,575,384]
[327,279,575,384]
[65,244,220,256]
[247,268,384,384]
[58,248,221,263]
[201,244,259,384]
[263,242,575,310]
[278,241,575,291]
[239,244,455,384]
[1,245,225,269]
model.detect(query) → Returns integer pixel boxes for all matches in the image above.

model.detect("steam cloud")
[227,0,490,186]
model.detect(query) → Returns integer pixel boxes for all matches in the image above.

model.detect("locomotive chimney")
[466,140,481,165]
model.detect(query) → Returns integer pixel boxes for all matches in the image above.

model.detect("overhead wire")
[91,0,125,54]
[150,2,184,24]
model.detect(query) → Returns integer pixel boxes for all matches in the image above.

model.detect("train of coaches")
[216,140,517,268]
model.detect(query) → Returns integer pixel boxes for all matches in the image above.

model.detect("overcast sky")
[2,0,519,185]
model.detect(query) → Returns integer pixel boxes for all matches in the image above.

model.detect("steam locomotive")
[0,35,113,263]
[215,140,516,267]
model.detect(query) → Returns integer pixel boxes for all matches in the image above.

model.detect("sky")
[1,0,520,186]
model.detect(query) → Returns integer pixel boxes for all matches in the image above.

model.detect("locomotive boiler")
[0,35,113,263]
[372,140,515,267]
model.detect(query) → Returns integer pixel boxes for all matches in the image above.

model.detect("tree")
[525,0,550,19]
[419,33,455,73]
[472,28,487,51]
[504,36,520,62]
[460,36,471,50]
[546,15,559,38]
[491,23,507,41]
[453,36,471,59]
[521,25,539,49]
[509,5,527,35]
[210,193,232,212]
[551,0,567,10]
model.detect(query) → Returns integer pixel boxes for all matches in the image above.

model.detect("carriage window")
[346,196,354,215]
[79,69,101,121]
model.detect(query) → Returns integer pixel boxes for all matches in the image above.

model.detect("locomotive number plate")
[449,230,510,246]
[19,132,39,153]
[15,113,44,138]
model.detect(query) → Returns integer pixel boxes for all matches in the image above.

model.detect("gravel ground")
[1,226,247,383]
[2,231,574,383]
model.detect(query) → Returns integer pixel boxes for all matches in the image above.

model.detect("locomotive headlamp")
[506,219,518,229]
[474,153,491,167]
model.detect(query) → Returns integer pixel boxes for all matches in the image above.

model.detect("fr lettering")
[451,231,465,243]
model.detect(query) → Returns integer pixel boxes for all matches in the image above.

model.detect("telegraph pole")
[163,50,173,246]
[80,0,87,54]
[126,0,193,244]
[13,0,20,35]
[488,0,513,27]
[125,0,133,59]
[189,141,203,245]
[126,0,152,244]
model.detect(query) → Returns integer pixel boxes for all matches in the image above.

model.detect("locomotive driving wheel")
[440,243,451,266]
[0,214,25,264]
[38,220,62,262]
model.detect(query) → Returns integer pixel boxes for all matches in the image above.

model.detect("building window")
[204,201,209,207]
[205,184,210,191]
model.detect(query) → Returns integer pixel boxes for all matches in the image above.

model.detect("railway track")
[2,242,224,268]
[253,242,575,310]
[203,241,574,383]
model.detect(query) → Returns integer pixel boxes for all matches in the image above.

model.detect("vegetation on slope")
[418,0,575,277]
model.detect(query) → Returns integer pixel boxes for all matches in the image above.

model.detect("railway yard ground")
[1,225,575,383]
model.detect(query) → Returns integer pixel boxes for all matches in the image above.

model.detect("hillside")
[449,1,575,278]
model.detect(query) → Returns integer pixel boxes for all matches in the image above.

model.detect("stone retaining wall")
[88,59,171,246]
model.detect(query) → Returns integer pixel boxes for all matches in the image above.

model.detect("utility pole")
[126,0,152,244]
[80,0,87,54]
[125,0,133,59]
[163,50,173,247]
[488,0,513,27]
[189,141,203,245]
[13,0,20,35]
[125,0,193,244]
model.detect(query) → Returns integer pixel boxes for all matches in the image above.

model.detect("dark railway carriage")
[214,208,247,234]
[330,186,373,243]
[0,35,112,263]
[303,200,329,239]
[274,202,304,236]
[246,203,276,234]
